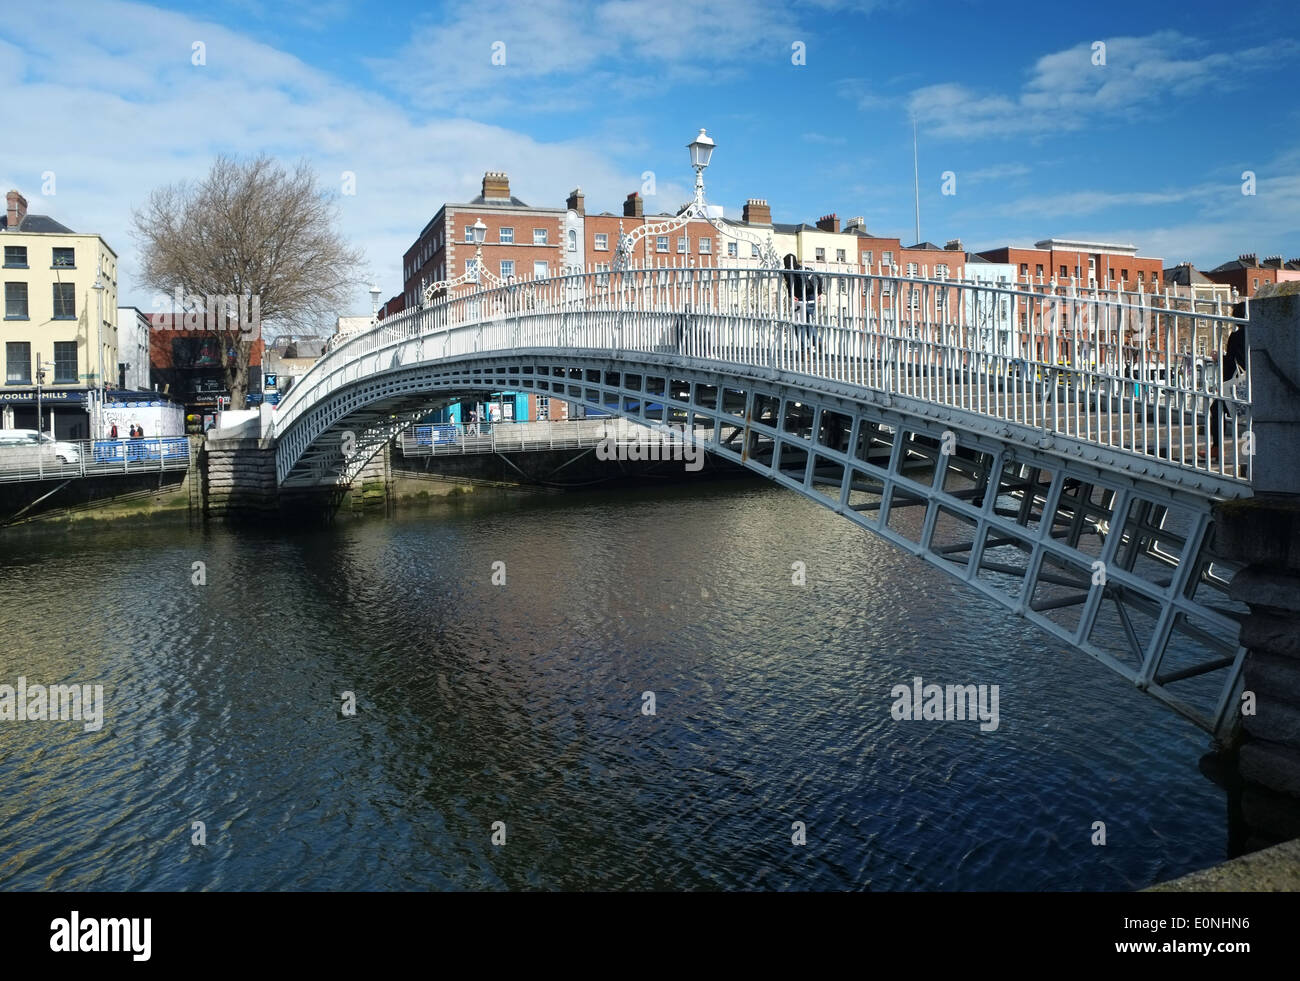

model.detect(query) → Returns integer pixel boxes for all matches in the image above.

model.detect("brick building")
[401,172,570,309]
[1204,254,1300,297]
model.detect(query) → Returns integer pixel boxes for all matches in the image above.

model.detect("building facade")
[116,305,151,390]
[2,190,119,437]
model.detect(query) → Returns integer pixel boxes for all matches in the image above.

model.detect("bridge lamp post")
[369,284,381,322]
[687,128,715,214]
[469,218,487,285]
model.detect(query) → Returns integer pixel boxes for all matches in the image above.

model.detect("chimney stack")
[1262,255,1283,268]
[816,213,840,233]
[1239,253,1257,266]
[5,190,27,231]
[623,192,643,218]
[944,238,964,252]
[742,198,772,225]
[481,171,510,201]
[844,216,865,232]
[566,187,585,214]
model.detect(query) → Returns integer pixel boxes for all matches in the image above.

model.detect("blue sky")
[2,0,1297,317]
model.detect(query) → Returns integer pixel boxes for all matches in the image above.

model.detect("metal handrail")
[275,265,1253,484]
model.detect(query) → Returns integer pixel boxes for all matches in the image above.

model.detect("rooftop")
[1,213,75,234]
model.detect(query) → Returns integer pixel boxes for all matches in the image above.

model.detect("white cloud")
[0,1,695,323]
[910,31,1300,140]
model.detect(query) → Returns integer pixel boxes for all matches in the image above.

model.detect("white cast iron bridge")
[269,265,1254,739]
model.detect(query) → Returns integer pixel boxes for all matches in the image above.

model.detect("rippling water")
[0,480,1225,890]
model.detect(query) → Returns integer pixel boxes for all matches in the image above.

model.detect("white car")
[0,429,81,466]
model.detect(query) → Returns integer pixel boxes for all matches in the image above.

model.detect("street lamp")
[369,284,381,321]
[613,127,777,270]
[91,275,106,437]
[470,218,487,283]
[687,128,715,212]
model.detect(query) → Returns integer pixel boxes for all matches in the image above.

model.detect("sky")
[2,0,1298,320]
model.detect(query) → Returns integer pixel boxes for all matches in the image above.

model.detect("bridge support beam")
[202,433,390,522]
[1213,283,1300,851]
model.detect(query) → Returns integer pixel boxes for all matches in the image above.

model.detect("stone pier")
[1211,282,1300,851]
[201,430,390,523]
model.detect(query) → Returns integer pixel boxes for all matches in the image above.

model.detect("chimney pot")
[481,171,510,201]
[816,213,840,233]
[5,189,28,231]
[742,198,772,225]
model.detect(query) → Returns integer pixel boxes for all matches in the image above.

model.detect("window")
[677,236,688,254]
[1036,264,1044,278]
[1020,263,1029,276]
[815,247,826,261]
[936,290,948,308]
[464,225,475,242]
[533,228,548,245]
[906,262,918,277]
[567,229,577,252]
[908,287,919,309]
[656,236,669,253]
[836,249,846,262]
[500,260,515,279]
[533,260,548,278]
[882,250,894,266]
[594,233,608,251]
[5,282,28,319]
[1253,277,1260,290]
[6,341,30,383]
[499,227,514,244]
[1137,271,1144,284]
[52,247,75,268]
[751,244,759,258]
[727,242,738,258]
[53,341,77,383]
[1059,265,1068,278]
[863,250,873,266]
[936,263,949,279]
[1197,337,1208,357]
[3,245,26,268]
[881,281,892,296]
[1121,268,1129,281]
[699,238,711,254]
[52,282,75,319]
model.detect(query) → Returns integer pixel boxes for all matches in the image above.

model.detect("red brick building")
[147,313,264,413]
[976,239,1163,290]
[401,172,570,307]
[1204,254,1300,297]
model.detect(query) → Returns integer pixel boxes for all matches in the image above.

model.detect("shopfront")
[0,388,91,438]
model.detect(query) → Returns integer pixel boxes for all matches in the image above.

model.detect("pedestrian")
[1202,308,1247,464]
[109,423,118,439]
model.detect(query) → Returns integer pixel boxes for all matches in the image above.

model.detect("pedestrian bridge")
[267,265,1255,738]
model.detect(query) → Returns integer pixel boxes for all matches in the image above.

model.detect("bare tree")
[132,154,362,408]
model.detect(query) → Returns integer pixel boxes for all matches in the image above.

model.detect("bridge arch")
[273,335,1246,739]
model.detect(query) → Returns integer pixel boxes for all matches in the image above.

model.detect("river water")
[0,480,1225,890]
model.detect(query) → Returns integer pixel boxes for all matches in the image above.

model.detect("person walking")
[1202,310,1247,464]
[109,423,118,439]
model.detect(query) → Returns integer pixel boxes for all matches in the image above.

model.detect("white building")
[961,256,1020,358]
[116,306,151,390]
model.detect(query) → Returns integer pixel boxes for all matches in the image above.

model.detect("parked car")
[0,429,81,467]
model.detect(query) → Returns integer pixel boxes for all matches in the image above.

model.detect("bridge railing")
[0,437,192,484]
[276,265,1251,483]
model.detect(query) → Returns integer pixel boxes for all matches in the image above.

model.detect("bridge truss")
[271,266,1254,738]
